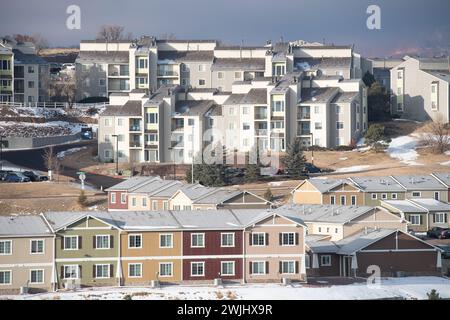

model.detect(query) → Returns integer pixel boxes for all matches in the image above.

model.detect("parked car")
[4,172,31,183]
[22,171,49,182]
[302,163,321,174]
[427,227,450,239]
[0,170,14,181]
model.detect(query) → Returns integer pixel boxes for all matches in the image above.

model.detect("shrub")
[427,289,441,300]
[123,294,132,300]
[77,190,88,207]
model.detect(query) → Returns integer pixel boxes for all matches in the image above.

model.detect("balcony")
[297,130,311,136]
[254,112,267,120]
[157,70,179,77]
[297,113,311,120]
[255,129,268,136]
[129,141,142,148]
[129,125,141,132]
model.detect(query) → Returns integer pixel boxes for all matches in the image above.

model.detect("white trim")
[29,269,45,284]
[94,264,111,279]
[159,233,174,249]
[190,261,205,277]
[30,239,45,255]
[0,263,52,268]
[250,261,266,275]
[0,270,12,285]
[95,235,111,250]
[250,232,266,246]
[63,235,79,250]
[220,232,235,247]
[220,261,235,276]
[190,233,205,248]
[63,264,79,279]
[0,240,12,255]
[281,232,296,246]
[280,260,296,274]
[158,262,173,277]
[128,263,143,278]
[320,255,332,267]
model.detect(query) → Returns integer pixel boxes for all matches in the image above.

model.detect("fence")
[0,101,108,109]
[3,133,82,150]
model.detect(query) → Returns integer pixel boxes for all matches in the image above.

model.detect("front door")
[341,256,352,277]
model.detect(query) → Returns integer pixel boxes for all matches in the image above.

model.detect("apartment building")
[0,216,55,294]
[292,174,449,206]
[105,176,272,211]
[0,38,49,103]
[391,56,450,122]
[368,58,405,89]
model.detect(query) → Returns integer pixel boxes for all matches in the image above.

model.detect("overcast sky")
[1,0,449,57]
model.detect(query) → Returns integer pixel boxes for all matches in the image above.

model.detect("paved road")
[1,140,123,189]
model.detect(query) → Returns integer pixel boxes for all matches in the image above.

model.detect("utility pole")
[112,134,119,175]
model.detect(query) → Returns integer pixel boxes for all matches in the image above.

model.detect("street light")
[111,134,119,175]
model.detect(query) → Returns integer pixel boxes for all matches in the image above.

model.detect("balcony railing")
[297,130,311,136]
[255,129,268,136]
[254,112,267,120]
[129,141,142,148]
[157,70,179,77]
[172,125,184,131]
[297,113,311,120]
[129,126,141,132]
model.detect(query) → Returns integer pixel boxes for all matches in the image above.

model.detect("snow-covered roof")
[392,175,447,191]
[350,176,405,192]
[0,215,52,237]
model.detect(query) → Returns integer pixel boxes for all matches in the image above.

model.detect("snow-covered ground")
[385,135,422,166]
[57,147,87,159]
[3,277,449,300]
[0,121,89,138]
[335,165,371,173]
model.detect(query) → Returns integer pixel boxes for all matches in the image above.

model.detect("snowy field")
[3,277,450,300]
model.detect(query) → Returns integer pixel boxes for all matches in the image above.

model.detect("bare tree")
[42,146,59,181]
[13,33,49,54]
[422,115,450,154]
[96,25,133,41]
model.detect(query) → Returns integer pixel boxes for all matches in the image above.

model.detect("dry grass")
[215,291,224,299]
[226,291,237,300]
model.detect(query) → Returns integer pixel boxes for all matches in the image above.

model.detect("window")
[340,196,346,205]
[397,70,403,79]
[392,193,398,200]
[409,215,421,225]
[198,79,206,86]
[104,118,111,127]
[234,71,241,79]
[104,150,111,159]
[221,233,235,247]
[305,255,310,269]
[64,236,78,250]
[330,196,336,205]
[0,60,11,70]
[336,106,342,114]
[159,263,173,277]
[94,264,110,278]
[281,233,296,246]
[181,64,187,72]
[381,193,388,200]
[188,119,195,126]
[397,103,404,112]
[228,107,235,116]
[28,81,34,88]
[228,123,235,130]
[110,193,116,204]
[336,122,344,130]
[160,234,173,248]
[315,122,322,130]
[251,233,266,246]
[173,205,181,211]
[351,195,357,206]
[129,263,142,277]
[433,213,448,224]
[129,234,142,248]
[281,261,296,274]
[28,66,35,73]
[0,271,12,284]
[163,201,168,210]
[198,64,206,72]
[251,261,266,274]
[95,235,110,249]
[181,78,187,86]
[191,262,205,276]
[412,192,421,197]
[320,255,331,266]
[0,240,12,255]
[397,87,402,95]
[138,58,148,69]
[121,193,126,204]
[30,269,44,284]
[151,200,157,210]
[242,107,249,115]
[31,240,44,254]
[191,233,205,248]
[371,193,377,200]
[99,78,106,86]
[335,228,339,234]
[434,192,440,200]
[271,121,284,129]
[217,72,224,79]
[28,96,34,103]
[131,197,137,207]
[147,113,158,124]
[314,106,320,114]
[221,261,235,276]
[63,265,79,279]
[142,197,147,207]
[272,100,285,112]
[243,123,250,130]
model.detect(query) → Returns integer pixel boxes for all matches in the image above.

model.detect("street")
[1,140,122,189]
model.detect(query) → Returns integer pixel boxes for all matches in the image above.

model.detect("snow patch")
[386,136,422,166]
[335,165,371,173]
[57,147,87,159]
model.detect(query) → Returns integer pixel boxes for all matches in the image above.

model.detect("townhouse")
[0,216,54,294]
[292,174,449,206]
[0,37,49,103]
[42,212,121,289]
[305,228,442,277]
[277,204,407,241]
[381,199,450,232]
[105,176,272,211]
[390,56,450,122]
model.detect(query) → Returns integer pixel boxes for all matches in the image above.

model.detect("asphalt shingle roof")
[350,176,405,192]
[0,215,52,236]
[240,88,267,105]
[174,100,215,116]
[100,100,142,117]
[211,58,265,71]
[392,175,446,191]
[300,87,339,104]
[76,51,129,64]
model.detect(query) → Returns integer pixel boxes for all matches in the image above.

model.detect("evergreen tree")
[244,145,261,183]
[283,138,307,178]
[77,190,87,207]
